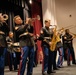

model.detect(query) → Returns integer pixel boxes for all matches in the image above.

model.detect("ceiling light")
[29,0,32,4]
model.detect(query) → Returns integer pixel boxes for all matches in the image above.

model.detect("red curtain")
[36,0,42,3]
[31,1,43,63]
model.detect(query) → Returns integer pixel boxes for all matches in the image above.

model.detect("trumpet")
[25,15,40,24]
[32,15,40,21]
[3,14,8,21]
[26,15,40,22]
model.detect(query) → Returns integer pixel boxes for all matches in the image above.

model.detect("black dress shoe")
[29,73,32,75]
[57,66,61,68]
[72,63,76,65]
[53,67,59,70]
[10,69,13,71]
[57,66,64,68]
[67,64,71,66]
[47,70,56,75]
[50,70,56,73]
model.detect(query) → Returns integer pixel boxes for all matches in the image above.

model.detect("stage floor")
[5,61,76,75]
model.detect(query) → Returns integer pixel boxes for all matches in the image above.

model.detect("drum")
[13,42,21,52]
[13,42,20,47]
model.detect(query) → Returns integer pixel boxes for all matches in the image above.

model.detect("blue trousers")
[57,47,64,67]
[18,46,34,75]
[0,48,6,75]
[42,46,49,72]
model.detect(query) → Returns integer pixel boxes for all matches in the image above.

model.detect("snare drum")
[13,42,21,52]
[13,42,20,47]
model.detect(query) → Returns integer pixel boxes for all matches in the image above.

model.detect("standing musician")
[0,13,9,75]
[14,16,35,75]
[51,26,59,70]
[6,31,18,71]
[56,29,64,68]
[62,29,76,66]
[38,20,55,75]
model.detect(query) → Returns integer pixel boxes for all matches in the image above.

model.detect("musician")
[6,31,18,71]
[14,16,35,75]
[56,30,64,68]
[62,29,76,66]
[33,39,38,67]
[0,13,9,75]
[39,20,55,75]
[46,25,59,70]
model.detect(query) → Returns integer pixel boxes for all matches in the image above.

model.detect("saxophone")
[50,26,61,51]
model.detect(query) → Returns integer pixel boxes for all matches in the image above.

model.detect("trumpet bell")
[37,15,40,20]
[3,14,8,21]
[32,15,40,21]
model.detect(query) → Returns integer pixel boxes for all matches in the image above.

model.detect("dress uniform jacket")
[0,21,9,56]
[15,24,34,47]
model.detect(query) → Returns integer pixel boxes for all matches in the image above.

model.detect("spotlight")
[29,0,32,4]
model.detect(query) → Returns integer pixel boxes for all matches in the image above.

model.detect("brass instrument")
[3,14,8,21]
[50,25,76,51]
[50,26,63,51]
[25,15,40,25]
[32,15,40,21]
[50,26,58,51]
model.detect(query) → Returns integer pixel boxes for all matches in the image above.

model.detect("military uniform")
[0,21,9,75]
[6,36,18,71]
[62,33,76,65]
[39,26,54,74]
[15,24,35,75]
